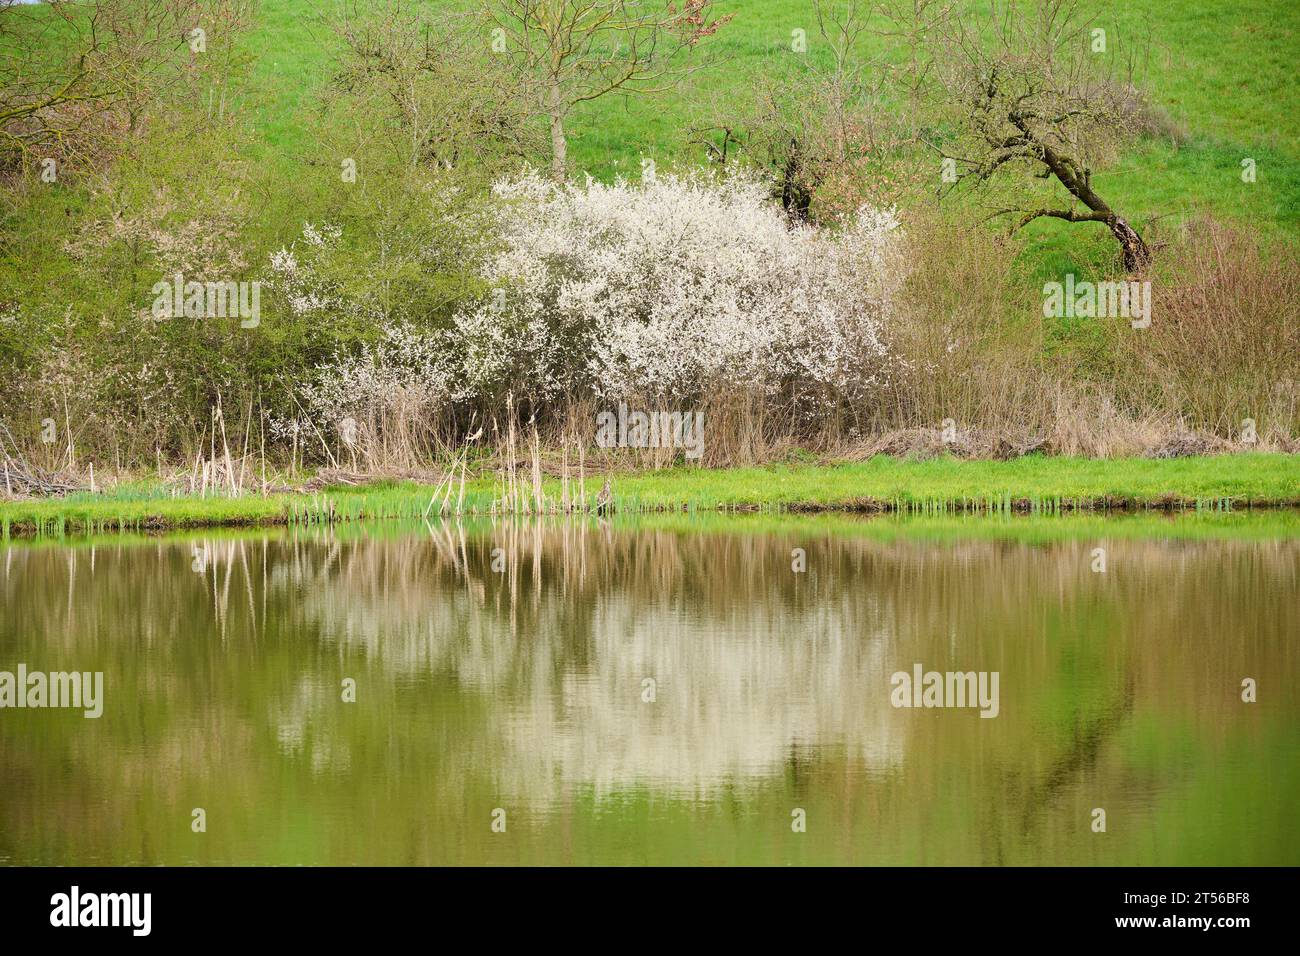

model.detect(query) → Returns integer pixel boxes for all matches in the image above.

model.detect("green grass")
[10,507,1300,554]
[238,0,1300,241]
[27,0,1268,275]
[2,453,1295,536]
[605,452,1300,510]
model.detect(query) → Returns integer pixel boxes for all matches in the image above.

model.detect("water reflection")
[1,515,1297,864]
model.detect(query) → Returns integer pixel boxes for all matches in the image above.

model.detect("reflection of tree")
[1012,678,1135,837]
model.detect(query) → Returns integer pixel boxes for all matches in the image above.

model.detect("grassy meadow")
[241,0,1300,260]
[7,0,1297,286]
[111,0,1293,297]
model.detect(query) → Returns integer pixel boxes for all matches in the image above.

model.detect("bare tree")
[485,0,730,180]
[810,0,875,165]
[690,0,953,223]
[935,0,1153,271]
[875,0,958,118]
[0,0,253,173]
[329,1,540,171]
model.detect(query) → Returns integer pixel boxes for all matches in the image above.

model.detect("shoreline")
[2,454,1297,537]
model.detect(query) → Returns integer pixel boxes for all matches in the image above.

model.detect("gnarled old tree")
[936,0,1153,271]
[485,0,730,180]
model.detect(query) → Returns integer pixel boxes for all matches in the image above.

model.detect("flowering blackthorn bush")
[293,172,907,446]
[452,171,905,410]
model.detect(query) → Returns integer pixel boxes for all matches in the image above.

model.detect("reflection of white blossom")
[272,675,352,776]
[500,596,905,803]
[287,534,904,803]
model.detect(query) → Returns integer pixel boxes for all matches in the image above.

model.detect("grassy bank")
[243,0,1300,246]
[2,454,1296,537]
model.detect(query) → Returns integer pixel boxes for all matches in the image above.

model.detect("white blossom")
[294,174,908,432]
[453,170,906,408]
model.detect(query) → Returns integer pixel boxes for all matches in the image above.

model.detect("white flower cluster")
[268,222,345,318]
[453,171,906,407]
[302,322,455,428]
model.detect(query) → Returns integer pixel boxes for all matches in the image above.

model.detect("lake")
[1,513,1296,865]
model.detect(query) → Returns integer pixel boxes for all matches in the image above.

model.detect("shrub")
[451,170,906,415]
[1113,217,1300,439]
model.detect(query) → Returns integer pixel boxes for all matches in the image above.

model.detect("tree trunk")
[1106,215,1150,274]
[547,82,566,182]
[1019,125,1152,272]
[780,139,812,222]
[1047,157,1150,271]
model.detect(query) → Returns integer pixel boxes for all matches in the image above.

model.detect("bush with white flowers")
[289,173,907,445]
[452,170,905,409]
[301,322,456,428]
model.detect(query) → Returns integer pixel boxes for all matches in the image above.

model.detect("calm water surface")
[1,514,1297,865]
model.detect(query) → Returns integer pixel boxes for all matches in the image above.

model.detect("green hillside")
[239,0,1299,235]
